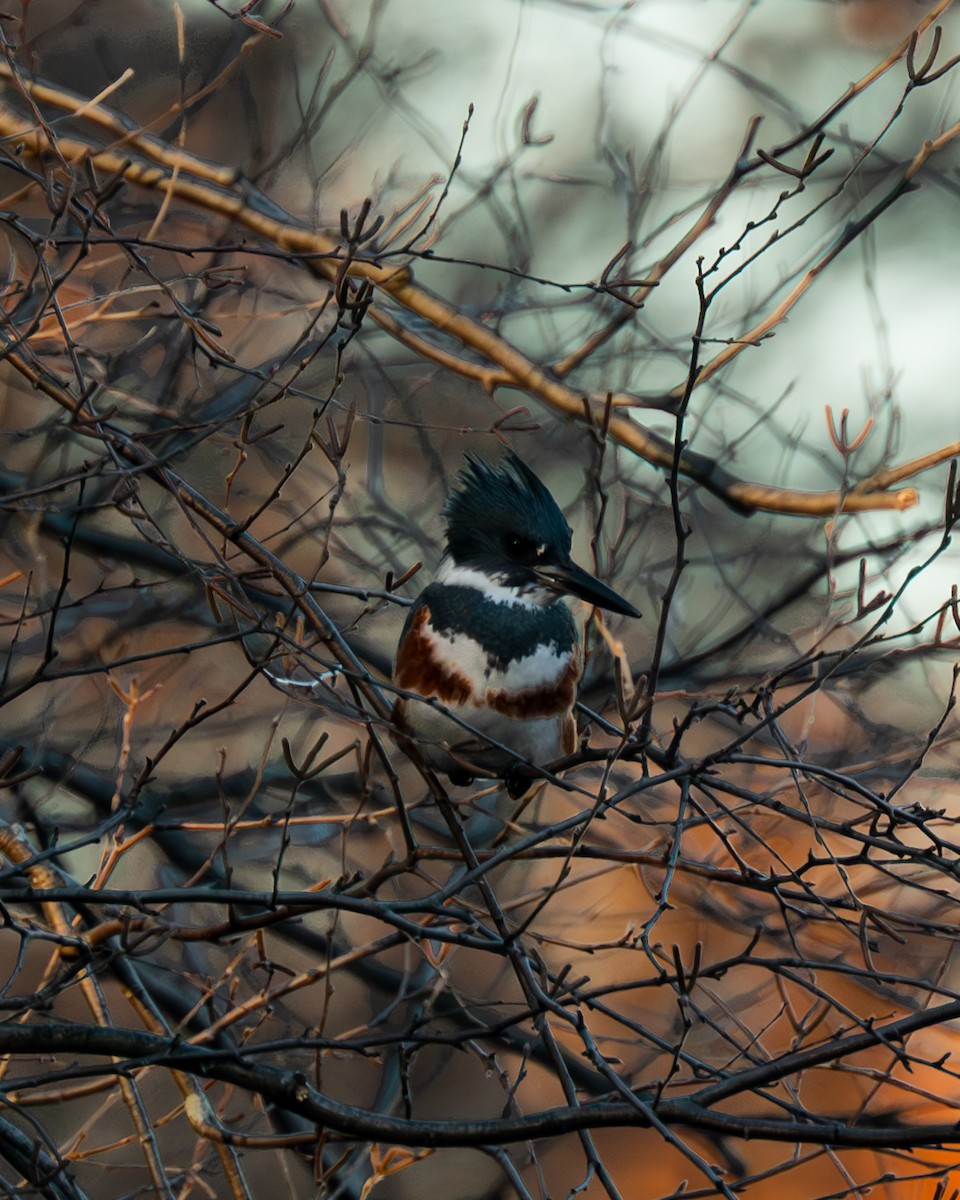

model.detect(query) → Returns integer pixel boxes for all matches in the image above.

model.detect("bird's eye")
[503,533,536,560]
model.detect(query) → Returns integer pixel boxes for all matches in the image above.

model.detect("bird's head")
[443,453,641,618]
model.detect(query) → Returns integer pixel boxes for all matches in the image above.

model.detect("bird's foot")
[503,763,540,800]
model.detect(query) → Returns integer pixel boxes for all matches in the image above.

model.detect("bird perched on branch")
[393,453,641,791]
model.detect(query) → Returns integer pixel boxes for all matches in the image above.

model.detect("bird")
[392,452,641,791]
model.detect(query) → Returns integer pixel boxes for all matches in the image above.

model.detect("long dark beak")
[534,560,641,619]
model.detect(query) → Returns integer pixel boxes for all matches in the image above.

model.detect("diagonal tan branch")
[0,69,938,516]
[680,119,960,401]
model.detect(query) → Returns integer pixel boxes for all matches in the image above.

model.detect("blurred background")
[1,1,960,1197]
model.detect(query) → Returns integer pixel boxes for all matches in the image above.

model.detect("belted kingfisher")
[393,452,641,788]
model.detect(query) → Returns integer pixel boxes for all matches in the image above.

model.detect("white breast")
[399,624,576,775]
